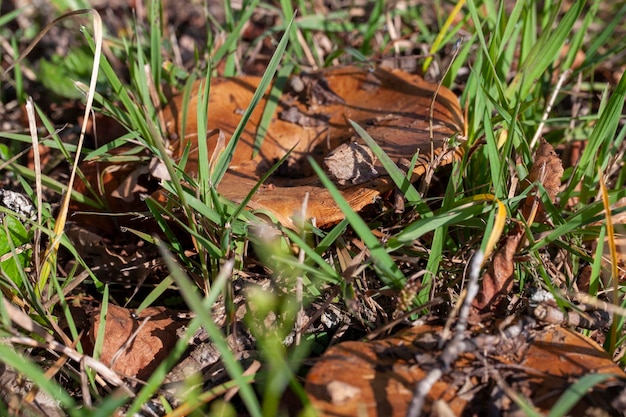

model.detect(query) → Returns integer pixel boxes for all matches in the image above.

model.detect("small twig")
[406,251,483,417]
[530,69,571,149]
[530,303,612,330]
[3,298,131,394]
[109,316,152,370]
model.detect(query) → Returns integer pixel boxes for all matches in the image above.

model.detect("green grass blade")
[308,157,406,289]
[127,259,233,415]
[252,63,294,158]
[506,0,584,99]
[157,249,262,417]
[564,71,626,200]
[210,15,294,186]
[548,373,617,417]
[349,120,425,207]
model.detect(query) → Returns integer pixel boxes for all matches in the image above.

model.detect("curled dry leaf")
[305,321,626,416]
[90,304,184,380]
[160,65,464,227]
[472,225,525,315]
[522,138,564,223]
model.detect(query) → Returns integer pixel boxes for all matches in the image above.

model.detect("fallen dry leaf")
[90,304,183,380]
[522,138,564,223]
[472,225,525,315]
[305,320,626,416]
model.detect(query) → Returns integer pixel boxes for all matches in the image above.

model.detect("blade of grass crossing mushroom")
[210,16,295,187]
[134,276,175,315]
[349,120,428,210]
[309,157,406,289]
[228,144,298,224]
[252,63,294,158]
[38,10,103,296]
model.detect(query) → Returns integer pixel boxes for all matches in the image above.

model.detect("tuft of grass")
[0,0,625,415]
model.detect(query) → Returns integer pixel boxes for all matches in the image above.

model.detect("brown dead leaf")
[472,225,525,315]
[305,321,626,416]
[90,304,183,380]
[522,138,564,223]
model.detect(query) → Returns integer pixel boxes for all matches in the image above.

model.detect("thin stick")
[530,69,571,149]
[406,251,483,417]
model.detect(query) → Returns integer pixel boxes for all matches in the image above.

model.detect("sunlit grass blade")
[547,373,618,417]
[210,15,294,187]
[33,9,103,295]
[308,157,406,289]
[422,0,465,73]
[481,198,507,265]
[156,248,262,417]
[506,0,584,99]
[227,144,297,224]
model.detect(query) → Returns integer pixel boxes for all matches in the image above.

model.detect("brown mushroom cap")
[165,65,464,227]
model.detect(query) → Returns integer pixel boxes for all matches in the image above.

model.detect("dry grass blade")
[600,169,621,355]
[7,9,105,295]
[482,198,507,266]
[24,98,43,277]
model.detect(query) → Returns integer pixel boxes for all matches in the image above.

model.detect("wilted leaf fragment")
[522,138,564,222]
[472,225,524,314]
[90,305,183,380]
